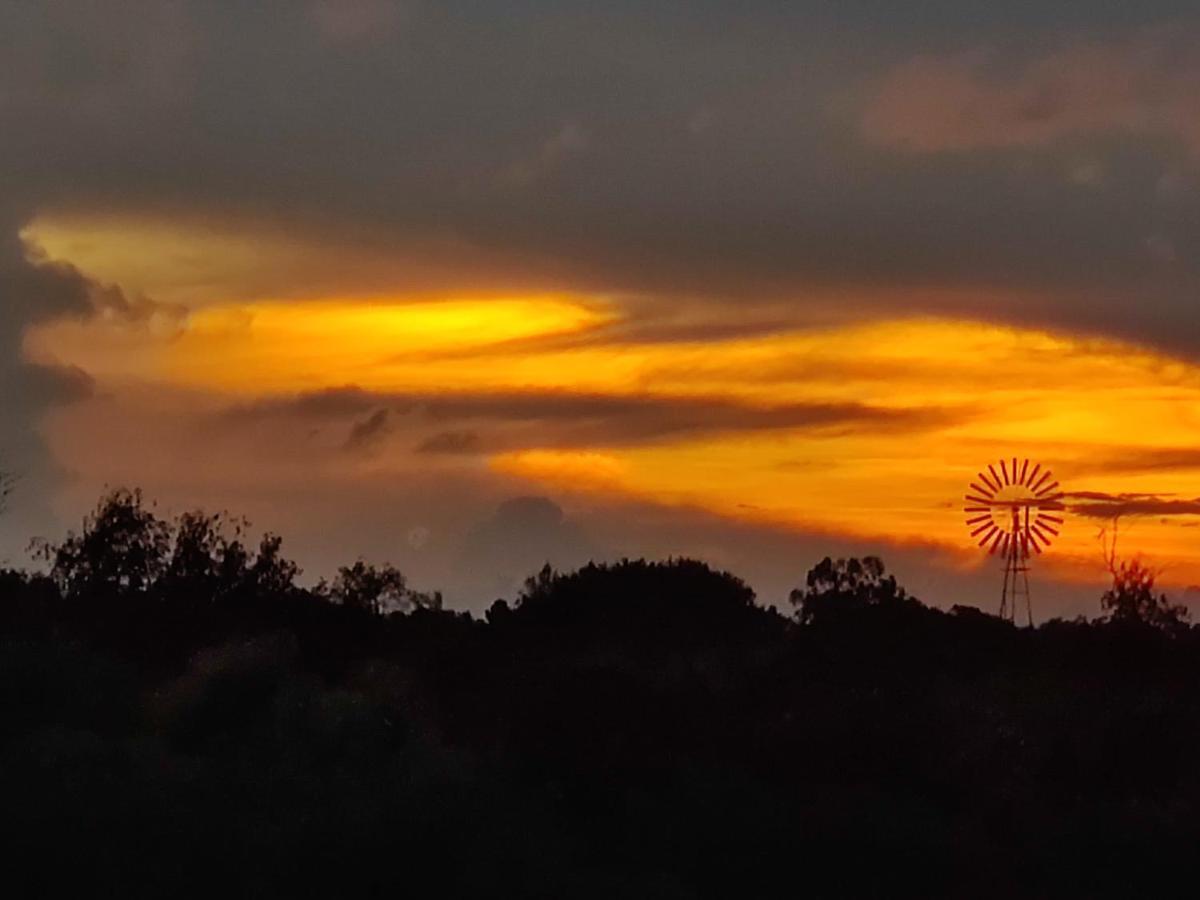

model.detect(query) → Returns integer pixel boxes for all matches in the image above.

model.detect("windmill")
[964,458,1065,625]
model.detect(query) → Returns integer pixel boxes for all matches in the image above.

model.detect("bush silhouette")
[789,555,918,625]
[511,557,762,637]
[1101,557,1189,633]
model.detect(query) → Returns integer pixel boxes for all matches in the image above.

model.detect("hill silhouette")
[2,489,1199,897]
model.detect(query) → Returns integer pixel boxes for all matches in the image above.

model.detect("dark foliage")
[1101,557,1189,634]
[3,491,1200,897]
[326,560,443,615]
[790,554,919,626]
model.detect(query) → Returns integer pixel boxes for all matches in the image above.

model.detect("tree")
[242,533,302,598]
[38,490,301,603]
[511,558,760,634]
[40,488,172,598]
[328,560,439,615]
[1097,516,1187,632]
[519,562,558,607]
[1100,557,1188,633]
[790,556,915,625]
[161,510,251,602]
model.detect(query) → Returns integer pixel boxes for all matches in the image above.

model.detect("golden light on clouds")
[22,217,1200,589]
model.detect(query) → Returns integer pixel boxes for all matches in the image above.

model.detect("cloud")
[862,24,1200,156]
[88,282,188,335]
[228,387,951,450]
[344,409,392,453]
[0,207,95,559]
[8,5,1200,355]
[1071,448,1200,475]
[456,496,599,599]
[1064,490,1200,519]
[496,121,591,189]
[416,430,483,455]
[309,0,406,44]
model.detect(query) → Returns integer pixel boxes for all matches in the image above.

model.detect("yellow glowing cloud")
[25,234,1200,587]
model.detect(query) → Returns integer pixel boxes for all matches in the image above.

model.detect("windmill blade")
[1026,462,1042,490]
[1037,514,1065,525]
[970,521,996,537]
[1000,459,1010,485]
[1035,480,1060,497]
[978,525,998,549]
[1027,520,1056,542]
[1000,533,1010,557]
[988,529,1005,554]
[965,494,994,506]
[970,482,996,498]
[1019,458,1030,484]
[1030,470,1052,493]
[988,464,1002,488]
[965,514,993,526]
[1032,521,1059,539]
[978,470,999,492]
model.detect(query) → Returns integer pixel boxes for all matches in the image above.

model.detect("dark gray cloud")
[456,496,599,599]
[1064,490,1200,519]
[344,409,392,453]
[417,430,483,455]
[0,206,95,561]
[225,386,952,450]
[5,4,1200,351]
[1072,448,1200,476]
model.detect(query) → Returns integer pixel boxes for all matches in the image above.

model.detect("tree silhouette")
[327,560,441,615]
[161,510,252,603]
[1097,517,1187,632]
[511,557,760,634]
[1101,557,1188,632]
[39,488,172,598]
[790,555,915,625]
[37,489,301,603]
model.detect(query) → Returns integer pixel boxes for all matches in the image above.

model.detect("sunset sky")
[6,2,1200,616]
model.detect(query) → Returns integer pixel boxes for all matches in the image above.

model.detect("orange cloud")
[30,286,1200,587]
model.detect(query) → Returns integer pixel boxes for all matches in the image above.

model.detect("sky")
[6,1,1200,616]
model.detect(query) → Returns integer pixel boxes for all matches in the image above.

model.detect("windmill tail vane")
[963,456,1066,626]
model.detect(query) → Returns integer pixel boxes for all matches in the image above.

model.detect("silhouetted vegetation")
[4,489,1200,897]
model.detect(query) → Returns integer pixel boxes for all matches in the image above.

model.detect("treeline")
[2,489,1199,897]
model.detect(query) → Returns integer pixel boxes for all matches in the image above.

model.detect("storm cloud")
[0,206,94,560]
[5,3,1200,350]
